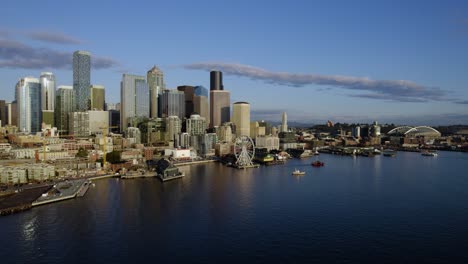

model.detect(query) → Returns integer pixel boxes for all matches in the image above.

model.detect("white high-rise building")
[232,102,250,137]
[120,74,149,132]
[281,112,288,132]
[186,114,206,136]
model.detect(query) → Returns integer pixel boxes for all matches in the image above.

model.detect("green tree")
[106,151,122,164]
[76,147,88,158]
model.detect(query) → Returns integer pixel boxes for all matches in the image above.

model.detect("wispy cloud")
[27,31,83,45]
[184,62,449,103]
[0,39,118,69]
[454,100,468,104]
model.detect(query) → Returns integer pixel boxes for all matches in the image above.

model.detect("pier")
[32,179,88,207]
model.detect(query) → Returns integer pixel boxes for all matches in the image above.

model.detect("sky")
[1,0,468,125]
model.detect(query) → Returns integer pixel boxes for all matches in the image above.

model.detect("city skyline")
[1,1,468,125]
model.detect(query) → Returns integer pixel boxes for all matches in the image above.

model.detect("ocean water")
[1,151,468,263]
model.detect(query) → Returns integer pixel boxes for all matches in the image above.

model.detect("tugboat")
[292,169,306,175]
[311,160,325,167]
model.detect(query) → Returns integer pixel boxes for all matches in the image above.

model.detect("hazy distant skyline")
[1,0,467,125]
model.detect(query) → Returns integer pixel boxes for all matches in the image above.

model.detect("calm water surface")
[1,152,468,263]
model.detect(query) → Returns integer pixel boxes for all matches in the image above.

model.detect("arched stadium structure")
[387,126,441,138]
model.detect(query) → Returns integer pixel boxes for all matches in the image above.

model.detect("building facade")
[73,51,91,111]
[16,77,41,133]
[90,85,105,111]
[147,66,165,118]
[120,74,149,132]
[210,71,223,91]
[39,72,56,127]
[55,86,75,135]
[210,90,230,127]
[69,111,89,137]
[161,89,185,119]
[186,114,206,136]
[232,102,250,137]
[194,86,209,127]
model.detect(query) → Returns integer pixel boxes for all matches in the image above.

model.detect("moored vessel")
[291,169,306,175]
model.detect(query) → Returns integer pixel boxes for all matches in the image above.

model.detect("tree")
[106,151,122,164]
[76,147,88,158]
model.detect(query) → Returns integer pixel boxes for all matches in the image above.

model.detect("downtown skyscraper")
[15,77,41,133]
[73,51,91,111]
[147,66,165,118]
[232,102,250,137]
[210,71,230,127]
[40,72,55,127]
[120,74,149,132]
[55,86,75,134]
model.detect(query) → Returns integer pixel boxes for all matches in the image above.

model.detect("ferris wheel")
[234,135,255,168]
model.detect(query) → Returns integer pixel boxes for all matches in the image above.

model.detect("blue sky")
[1,0,467,125]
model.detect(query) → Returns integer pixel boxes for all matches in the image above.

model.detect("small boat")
[383,149,396,157]
[421,150,438,157]
[291,169,306,175]
[311,161,324,167]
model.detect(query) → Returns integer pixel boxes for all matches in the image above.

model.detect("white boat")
[292,169,306,175]
[421,151,438,157]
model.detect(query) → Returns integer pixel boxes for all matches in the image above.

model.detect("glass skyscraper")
[73,51,91,111]
[147,66,165,118]
[161,89,185,119]
[40,72,55,126]
[15,77,41,133]
[55,86,75,134]
[120,74,149,132]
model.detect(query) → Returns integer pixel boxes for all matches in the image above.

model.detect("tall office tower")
[15,77,41,133]
[165,116,181,143]
[55,86,75,134]
[0,100,6,126]
[147,66,165,118]
[161,89,185,119]
[210,71,223,91]
[177,85,195,118]
[193,86,209,127]
[121,74,149,132]
[90,85,105,110]
[281,112,288,132]
[232,102,250,137]
[8,101,17,126]
[73,50,91,111]
[210,90,230,127]
[39,72,55,127]
[186,114,206,136]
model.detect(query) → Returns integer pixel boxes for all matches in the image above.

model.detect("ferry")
[291,169,306,175]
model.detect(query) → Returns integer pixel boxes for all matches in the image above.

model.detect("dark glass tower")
[73,50,91,111]
[210,71,223,91]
